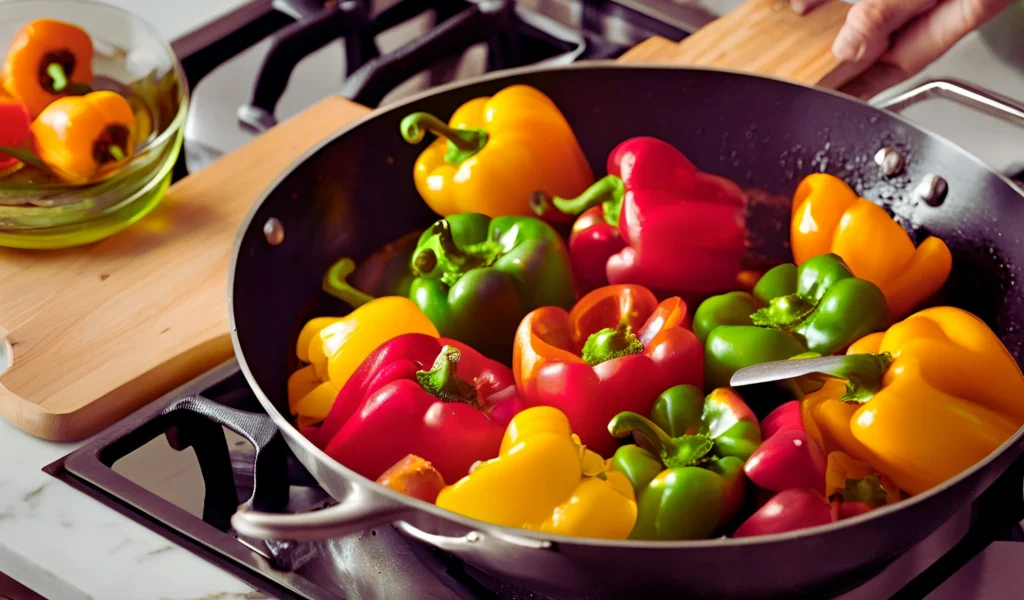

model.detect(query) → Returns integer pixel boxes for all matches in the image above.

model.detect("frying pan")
[225,64,1024,598]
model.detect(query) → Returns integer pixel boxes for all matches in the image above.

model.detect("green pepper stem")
[581,321,644,366]
[836,474,889,508]
[46,62,68,92]
[816,352,893,404]
[400,112,488,166]
[581,307,644,366]
[751,292,816,329]
[608,412,714,468]
[415,345,479,406]
[530,175,625,226]
[411,219,502,287]
[322,258,376,308]
[108,146,125,161]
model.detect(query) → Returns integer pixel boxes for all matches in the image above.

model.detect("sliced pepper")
[696,254,891,389]
[791,173,952,318]
[609,386,760,540]
[303,333,526,483]
[513,284,704,457]
[436,406,637,540]
[400,85,593,218]
[1,19,93,117]
[30,91,136,184]
[799,306,1024,495]
[376,455,446,504]
[409,213,574,362]
[532,136,747,296]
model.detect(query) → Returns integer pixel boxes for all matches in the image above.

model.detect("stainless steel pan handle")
[394,521,554,551]
[873,78,1024,128]
[231,484,410,541]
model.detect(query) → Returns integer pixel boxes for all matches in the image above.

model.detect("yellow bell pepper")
[399,84,594,218]
[790,173,952,318]
[801,306,1024,495]
[435,406,637,540]
[287,259,439,425]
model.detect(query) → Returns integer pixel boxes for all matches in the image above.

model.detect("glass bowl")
[0,0,188,249]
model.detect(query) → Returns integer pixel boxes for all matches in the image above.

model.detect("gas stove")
[44,359,1024,600]
[175,0,727,173]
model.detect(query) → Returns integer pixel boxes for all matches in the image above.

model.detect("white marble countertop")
[0,416,263,600]
[0,2,1023,600]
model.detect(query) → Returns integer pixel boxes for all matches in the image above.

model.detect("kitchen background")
[1,0,1023,599]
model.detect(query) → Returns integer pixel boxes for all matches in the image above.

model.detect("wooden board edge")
[617,36,679,63]
[0,335,233,441]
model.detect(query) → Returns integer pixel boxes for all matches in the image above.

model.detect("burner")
[44,361,1024,600]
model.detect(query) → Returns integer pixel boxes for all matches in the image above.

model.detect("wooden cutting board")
[0,0,900,441]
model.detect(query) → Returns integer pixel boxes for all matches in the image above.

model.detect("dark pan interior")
[231,64,1024,425]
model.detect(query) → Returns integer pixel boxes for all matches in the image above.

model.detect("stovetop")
[175,0,719,173]
[45,359,1024,600]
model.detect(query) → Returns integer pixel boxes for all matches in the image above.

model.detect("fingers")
[832,0,939,61]
[883,0,1016,75]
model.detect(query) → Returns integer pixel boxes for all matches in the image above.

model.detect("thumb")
[832,0,938,61]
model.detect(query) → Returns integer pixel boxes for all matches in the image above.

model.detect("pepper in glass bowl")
[0,0,188,249]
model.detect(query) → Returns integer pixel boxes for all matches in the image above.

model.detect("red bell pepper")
[0,98,31,171]
[735,446,900,538]
[303,333,525,483]
[531,136,747,296]
[513,284,703,457]
[743,401,827,493]
[733,488,832,537]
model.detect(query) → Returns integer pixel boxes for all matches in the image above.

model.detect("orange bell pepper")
[2,19,93,117]
[801,306,1024,495]
[790,174,952,318]
[30,91,136,184]
[825,451,900,506]
[400,84,594,218]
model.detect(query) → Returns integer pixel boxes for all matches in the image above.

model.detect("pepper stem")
[415,345,479,406]
[108,146,125,161]
[815,352,893,404]
[411,219,503,287]
[530,175,625,226]
[400,112,488,166]
[580,310,644,366]
[751,292,816,329]
[46,62,68,92]
[322,258,376,308]
[608,412,714,468]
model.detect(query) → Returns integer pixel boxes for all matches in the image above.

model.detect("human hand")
[792,0,1015,76]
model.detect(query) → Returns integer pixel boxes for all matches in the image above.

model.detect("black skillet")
[225,65,1024,599]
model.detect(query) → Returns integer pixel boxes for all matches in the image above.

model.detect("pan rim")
[228,61,1024,550]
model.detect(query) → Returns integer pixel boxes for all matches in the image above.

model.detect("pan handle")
[873,78,1024,129]
[231,482,412,541]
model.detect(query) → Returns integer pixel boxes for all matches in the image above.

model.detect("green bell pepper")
[409,213,575,362]
[608,385,761,540]
[695,254,892,390]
